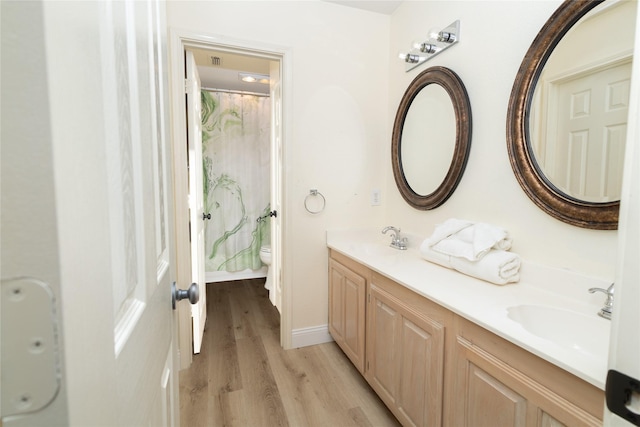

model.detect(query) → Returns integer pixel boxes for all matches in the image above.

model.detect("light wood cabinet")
[449,317,604,427]
[366,273,449,427]
[328,250,367,373]
[327,251,605,427]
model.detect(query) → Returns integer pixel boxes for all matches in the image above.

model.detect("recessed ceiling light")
[239,72,270,84]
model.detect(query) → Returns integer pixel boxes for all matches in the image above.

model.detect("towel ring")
[304,189,326,214]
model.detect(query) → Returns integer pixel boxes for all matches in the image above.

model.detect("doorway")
[192,48,275,285]
[169,31,289,368]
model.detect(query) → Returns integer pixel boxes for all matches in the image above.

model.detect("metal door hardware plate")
[1,278,61,418]
[606,369,640,426]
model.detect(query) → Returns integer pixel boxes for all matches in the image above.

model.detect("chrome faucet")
[588,283,614,320]
[382,226,408,250]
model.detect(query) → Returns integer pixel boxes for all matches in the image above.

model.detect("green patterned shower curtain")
[201,90,271,273]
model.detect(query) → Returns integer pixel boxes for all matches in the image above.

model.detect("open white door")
[185,50,207,354]
[2,1,182,425]
[270,62,283,312]
[604,5,640,424]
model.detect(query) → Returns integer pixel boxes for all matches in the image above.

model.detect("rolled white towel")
[450,249,521,285]
[420,240,520,285]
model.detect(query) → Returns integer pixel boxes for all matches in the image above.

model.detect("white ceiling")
[191,48,273,94]
[192,1,403,94]
[324,0,403,15]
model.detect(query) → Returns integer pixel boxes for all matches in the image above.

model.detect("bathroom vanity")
[327,229,608,427]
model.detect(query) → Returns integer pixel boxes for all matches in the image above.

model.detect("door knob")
[202,212,211,220]
[172,282,199,309]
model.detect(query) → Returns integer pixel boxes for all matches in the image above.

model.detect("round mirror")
[507,0,636,229]
[392,66,472,210]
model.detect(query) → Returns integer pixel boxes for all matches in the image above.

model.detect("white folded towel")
[423,218,473,245]
[419,241,521,285]
[419,240,452,268]
[424,218,512,261]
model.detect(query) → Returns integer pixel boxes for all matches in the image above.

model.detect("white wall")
[167,0,621,344]
[387,1,618,280]
[166,1,389,336]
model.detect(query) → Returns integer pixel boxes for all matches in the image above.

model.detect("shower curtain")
[201,90,271,273]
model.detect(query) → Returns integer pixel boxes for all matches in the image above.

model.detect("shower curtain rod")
[201,86,270,98]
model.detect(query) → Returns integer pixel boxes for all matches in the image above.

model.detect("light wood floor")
[179,279,400,427]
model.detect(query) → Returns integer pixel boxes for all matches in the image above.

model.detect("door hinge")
[368,293,371,303]
[1,278,61,417]
[184,78,194,93]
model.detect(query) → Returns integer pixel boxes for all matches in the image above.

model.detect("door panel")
[328,258,366,373]
[269,65,282,312]
[2,0,180,425]
[186,49,207,354]
[467,364,527,427]
[367,281,445,427]
[328,265,344,339]
[368,290,399,404]
[99,0,176,423]
[343,275,364,365]
[398,318,432,427]
[546,61,631,202]
[605,4,640,424]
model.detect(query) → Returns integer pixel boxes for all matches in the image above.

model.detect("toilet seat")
[259,244,272,265]
[259,244,274,303]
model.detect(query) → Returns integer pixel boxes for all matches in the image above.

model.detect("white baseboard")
[290,324,334,348]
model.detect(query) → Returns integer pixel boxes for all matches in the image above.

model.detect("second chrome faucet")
[588,283,614,320]
[382,226,408,250]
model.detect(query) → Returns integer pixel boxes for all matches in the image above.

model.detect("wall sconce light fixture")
[398,20,460,72]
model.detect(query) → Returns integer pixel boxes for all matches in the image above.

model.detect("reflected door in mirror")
[529,0,635,204]
[533,60,631,202]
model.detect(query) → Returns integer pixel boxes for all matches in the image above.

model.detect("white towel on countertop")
[450,249,521,285]
[423,218,473,245]
[419,242,521,285]
[419,240,451,268]
[424,218,512,261]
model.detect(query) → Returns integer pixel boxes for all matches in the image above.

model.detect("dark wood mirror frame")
[392,66,472,210]
[507,0,619,230]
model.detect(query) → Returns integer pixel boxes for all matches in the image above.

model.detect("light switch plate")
[371,189,381,206]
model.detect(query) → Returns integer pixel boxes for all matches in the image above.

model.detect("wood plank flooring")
[179,279,400,427]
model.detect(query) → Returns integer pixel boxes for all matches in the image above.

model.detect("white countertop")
[326,228,612,390]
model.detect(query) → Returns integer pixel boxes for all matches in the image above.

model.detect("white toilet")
[259,244,273,296]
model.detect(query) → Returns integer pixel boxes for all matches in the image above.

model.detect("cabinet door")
[367,283,445,427]
[367,288,399,403]
[328,258,366,373]
[464,362,528,427]
[329,261,345,341]
[452,333,602,427]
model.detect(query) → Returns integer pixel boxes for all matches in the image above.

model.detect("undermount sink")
[507,304,610,361]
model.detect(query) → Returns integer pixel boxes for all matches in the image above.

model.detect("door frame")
[168,29,293,368]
